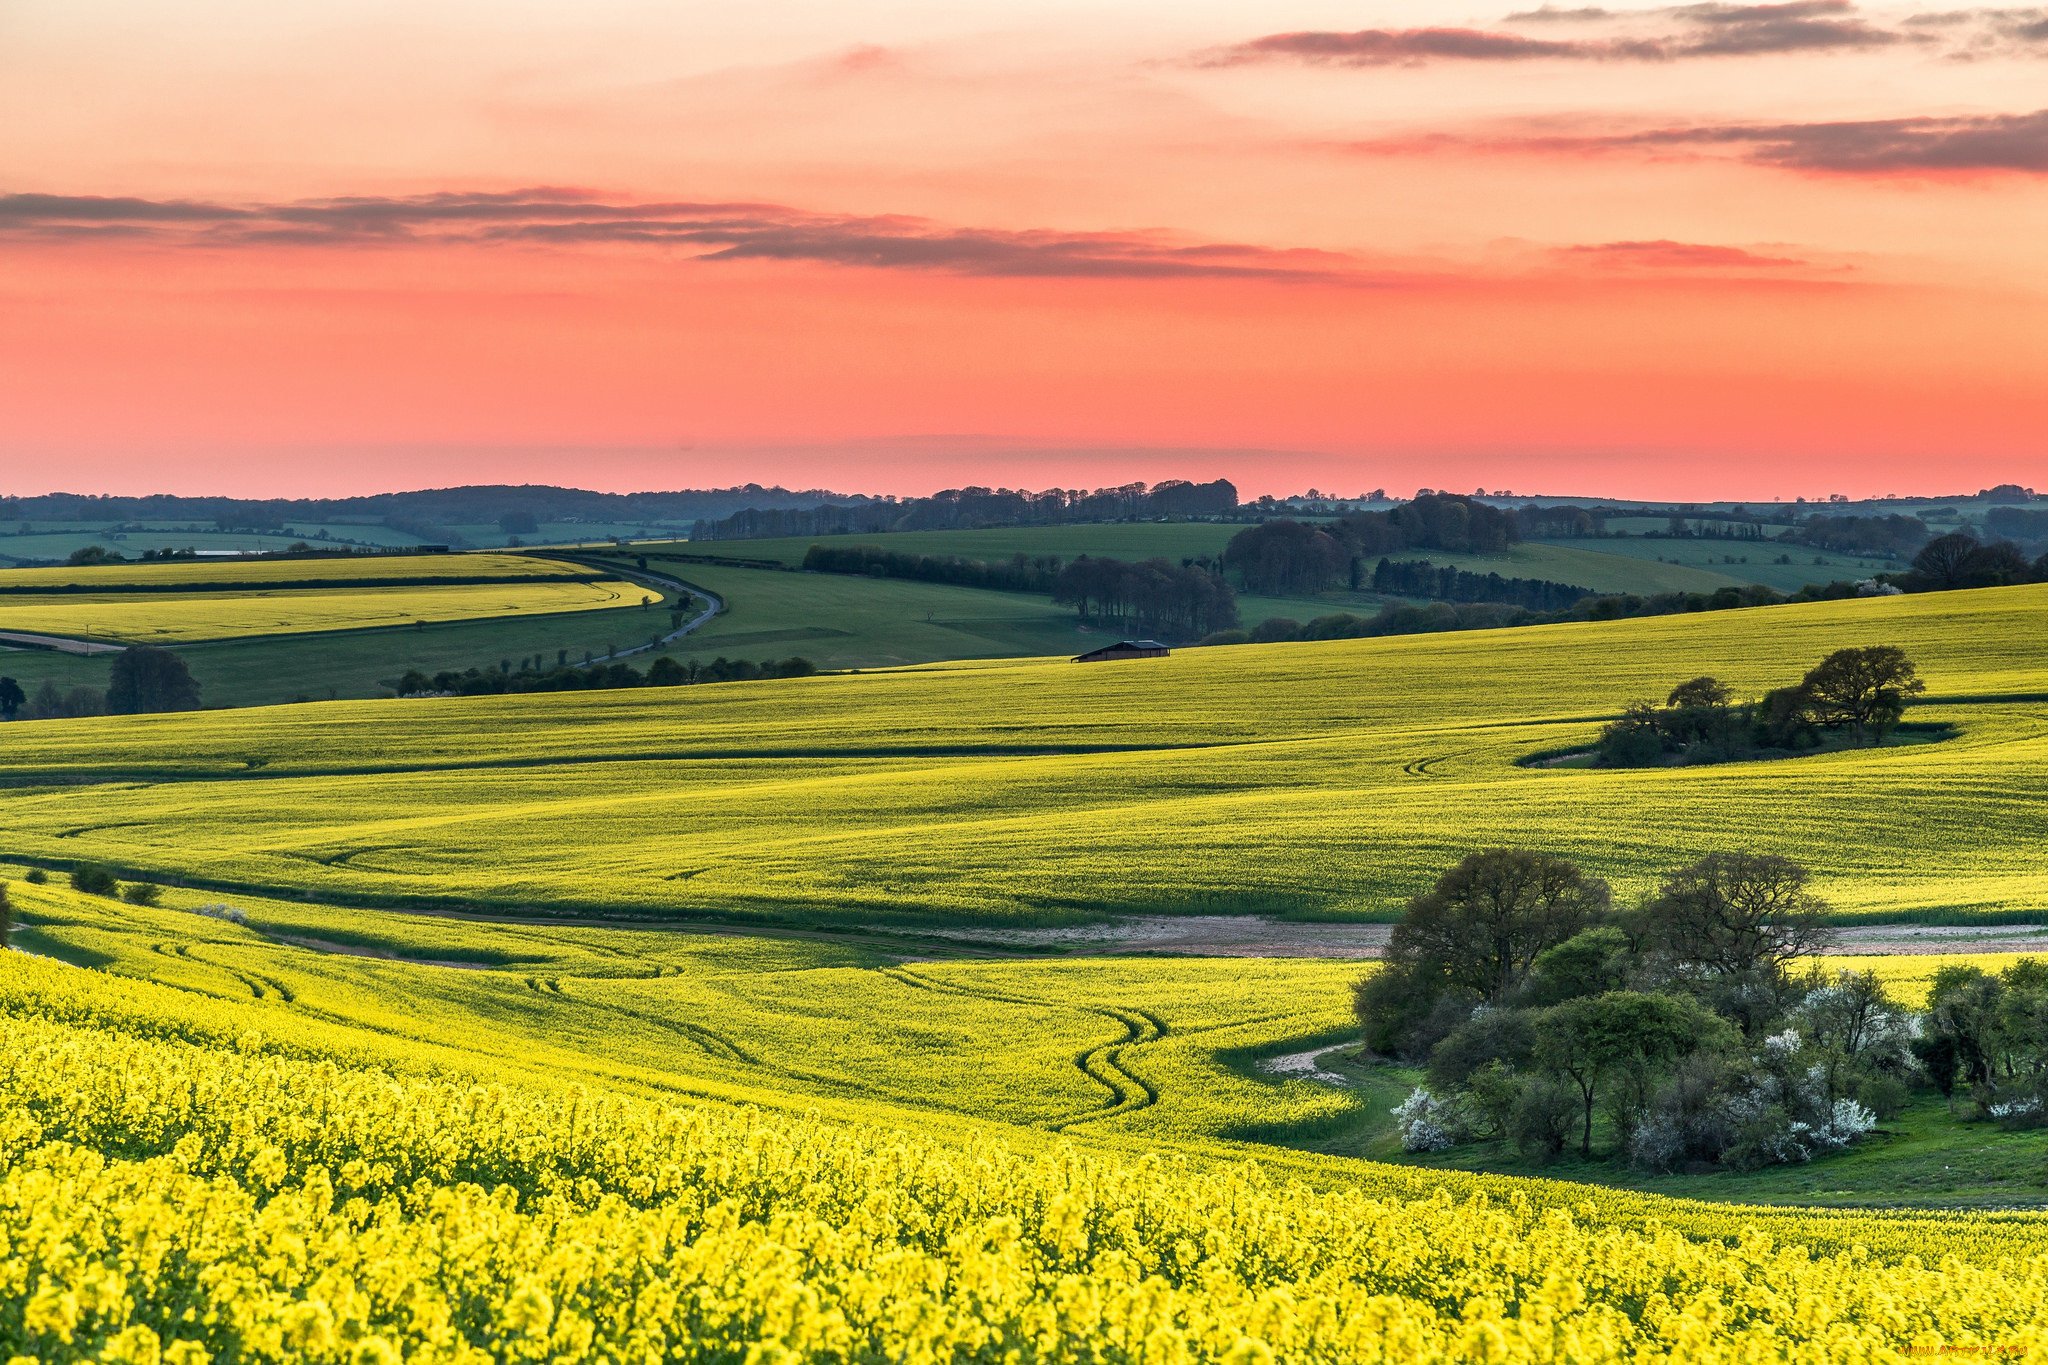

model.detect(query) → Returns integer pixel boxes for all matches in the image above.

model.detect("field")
[1537,535,1901,593]
[631,561,1105,668]
[0,553,681,705]
[0,579,655,645]
[2,584,2044,929]
[6,584,2048,1359]
[0,552,581,591]
[6,868,2048,1361]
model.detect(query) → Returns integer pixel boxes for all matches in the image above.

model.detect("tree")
[1536,991,1733,1156]
[71,865,119,897]
[1385,850,1611,1006]
[0,676,23,721]
[1634,854,1833,1024]
[1910,532,1980,590]
[107,646,202,715]
[0,880,12,950]
[1527,926,1634,1004]
[646,656,686,686]
[1800,645,1923,743]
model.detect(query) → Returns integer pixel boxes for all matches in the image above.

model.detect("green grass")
[1540,535,1900,592]
[624,560,1110,668]
[0,596,689,707]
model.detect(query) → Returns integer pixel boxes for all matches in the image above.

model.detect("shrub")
[1391,1087,1460,1153]
[70,865,119,897]
[23,868,47,885]
[1508,1077,1578,1160]
[120,883,162,907]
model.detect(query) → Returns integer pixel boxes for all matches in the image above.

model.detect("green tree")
[1536,991,1733,1156]
[0,676,23,721]
[1634,853,1833,984]
[0,880,12,950]
[1527,926,1634,1004]
[1800,645,1923,744]
[106,646,202,715]
[1389,849,1611,1005]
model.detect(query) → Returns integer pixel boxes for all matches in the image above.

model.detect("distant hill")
[0,483,868,532]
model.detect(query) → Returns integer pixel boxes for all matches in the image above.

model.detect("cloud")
[1556,239,1810,267]
[1201,28,1662,65]
[1205,0,1916,66]
[1348,108,2048,174]
[0,188,1375,283]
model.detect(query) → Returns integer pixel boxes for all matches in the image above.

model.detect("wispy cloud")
[1351,109,2048,174]
[0,188,1852,295]
[1202,0,1913,67]
[0,189,1377,282]
[1556,239,1811,267]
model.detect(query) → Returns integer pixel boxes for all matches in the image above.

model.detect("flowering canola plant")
[4,951,2048,1363]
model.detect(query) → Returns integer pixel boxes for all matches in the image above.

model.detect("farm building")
[1072,640,1170,664]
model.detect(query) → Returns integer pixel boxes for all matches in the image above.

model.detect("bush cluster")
[1358,849,1921,1170]
[1594,646,1923,766]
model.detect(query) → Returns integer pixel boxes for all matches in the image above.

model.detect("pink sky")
[4,0,2047,499]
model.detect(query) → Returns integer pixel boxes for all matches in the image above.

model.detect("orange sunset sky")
[3,0,2046,499]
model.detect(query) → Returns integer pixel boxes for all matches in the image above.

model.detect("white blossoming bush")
[1392,1086,1458,1153]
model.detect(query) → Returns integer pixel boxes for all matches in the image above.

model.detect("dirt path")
[1259,1042,1354,1087]
[1832,923,2048,955]
[926,915,1395,959]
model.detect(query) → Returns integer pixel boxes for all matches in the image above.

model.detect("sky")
[3,0,2046,500]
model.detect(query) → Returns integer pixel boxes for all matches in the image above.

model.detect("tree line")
[1594,646,1924,766]
[1360,848,2033,1171]
[1366,559,1588,612]
[395,655,817,698]
[800,544,1062,594]
[691,479,1241,542]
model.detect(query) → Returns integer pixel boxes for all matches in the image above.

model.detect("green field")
[3,584,2042,929]
[636,560,1106,668]
[1536,535,1901,592]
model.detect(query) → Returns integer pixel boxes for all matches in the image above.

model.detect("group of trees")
[1050,557,1239,640]
[801,544,1062,594]
[1595,646,1925,765]
[1366,559,1588,612]
[1219,496,1522,596]
[693,479,1240,542]
[1787,513,1931,558]
[396,654,817,698]
[1896,531,2048,592]
[1362,849,1923,1170]
[0,647,201,722]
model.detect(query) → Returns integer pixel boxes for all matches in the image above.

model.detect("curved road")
[543,555,725,663]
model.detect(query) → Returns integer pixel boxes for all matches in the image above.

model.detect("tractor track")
[880,966,1167,1130]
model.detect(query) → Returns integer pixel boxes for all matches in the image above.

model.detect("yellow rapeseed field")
[1,584,2042,923]
[5,882,2048,1363]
